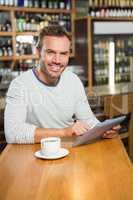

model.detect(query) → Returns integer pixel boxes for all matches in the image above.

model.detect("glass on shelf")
[93,38,109,86]
[0,37,13,57]
[0,11,12,32]
[16,35,36,56]
[87,90,103,114]
[0,67,13,85]
[115,36,133,84]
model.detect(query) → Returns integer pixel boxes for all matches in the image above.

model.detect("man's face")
[39,35,70,84]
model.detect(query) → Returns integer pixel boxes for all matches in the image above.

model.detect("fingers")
[112,125,121,131]
[72,121,90,136]
[102,130,118,139]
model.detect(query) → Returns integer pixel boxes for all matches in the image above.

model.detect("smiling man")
[38,34,70,85]
[4,25,117,144]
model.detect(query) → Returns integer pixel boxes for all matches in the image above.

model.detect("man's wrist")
[63,127,74,137]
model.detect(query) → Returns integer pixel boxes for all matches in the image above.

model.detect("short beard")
[39,60,60,85]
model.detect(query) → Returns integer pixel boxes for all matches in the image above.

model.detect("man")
[4,25,117,144]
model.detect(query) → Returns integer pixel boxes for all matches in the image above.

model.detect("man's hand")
[102,125,121,139]
[64,121,90,137]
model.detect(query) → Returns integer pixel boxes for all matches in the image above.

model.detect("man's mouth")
[49,65,61,72]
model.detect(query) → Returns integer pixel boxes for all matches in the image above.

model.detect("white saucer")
[34,148,69,160]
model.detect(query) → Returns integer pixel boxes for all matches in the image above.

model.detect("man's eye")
[61,52,68,56]
[47,51,54,55]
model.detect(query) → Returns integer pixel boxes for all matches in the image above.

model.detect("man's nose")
[52,54,61,63]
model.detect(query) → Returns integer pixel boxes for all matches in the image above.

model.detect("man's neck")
[36,67,59,86]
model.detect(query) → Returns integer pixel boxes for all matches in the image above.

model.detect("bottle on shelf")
[47,0,54,9]
[59,0,65,9]
[6,39,13,56]
[65,0,71,10]
[93,39,109,85]
[24,0,28,7]
[18,0,24,7]
[14,0,18,6]
[0,0,4,6]
[16,12,26,32]
[0,40,3,56]
[115,38,131,83]
[16,41,33,56]
[41,0,47,8]
[0,38,13,57]
[15,59,39,72]
[0,17,12,32]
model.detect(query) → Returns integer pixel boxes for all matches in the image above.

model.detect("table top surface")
[0,138,133,200]
[87,82,133,96]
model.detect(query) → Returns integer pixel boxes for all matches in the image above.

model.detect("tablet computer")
[72,115,126,147]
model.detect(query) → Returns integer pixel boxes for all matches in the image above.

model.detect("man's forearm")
[34,121,91,143]
[34,127,73,143]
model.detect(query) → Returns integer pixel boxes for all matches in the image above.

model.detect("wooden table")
[0,138,133,200]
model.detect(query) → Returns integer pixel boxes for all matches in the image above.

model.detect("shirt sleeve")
[4,79,37,144]
[74,79,100,128]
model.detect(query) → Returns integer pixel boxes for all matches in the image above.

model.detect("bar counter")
[93,82,133,96]
[0,137,133,200]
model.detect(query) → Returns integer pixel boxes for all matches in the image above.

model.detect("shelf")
[15,55,39,60]
[0,56,14,61]
[88,6,133,9]
[0,55,38,61]
[15,54,74,59]
[0,32,13,36]
[76,16,133,21]
[0,54,74,62]
[15,32,38,36]
[15,32,72,37]
[0,6,73,13]
[92,16,133,21]
[89,4,133,10]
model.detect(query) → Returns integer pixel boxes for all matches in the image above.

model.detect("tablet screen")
[72,115,126,147]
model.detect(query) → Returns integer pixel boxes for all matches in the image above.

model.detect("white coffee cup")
[41,137,61,156]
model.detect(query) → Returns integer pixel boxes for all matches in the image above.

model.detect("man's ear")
[36,48,41,58]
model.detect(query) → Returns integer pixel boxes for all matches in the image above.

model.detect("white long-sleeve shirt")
[4,68,99,144]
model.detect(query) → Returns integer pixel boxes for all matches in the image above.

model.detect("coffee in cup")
[41,137,61,156]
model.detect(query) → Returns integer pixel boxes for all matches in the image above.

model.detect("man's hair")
[36,25,71,49]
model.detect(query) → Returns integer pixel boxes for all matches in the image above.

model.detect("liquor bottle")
[1,22,7,31]
[16,12,26,32]
[9,0,14,6]
[47,0,53,9]
[59,0,65,9]
[28,0,33,7]
[0,40,3,56]
[65,15,71,31]
[34,0,39,8]
[5,20,12,32]
[59,13,65,27]
[24,0,28,7]
[41,0,47,8]
[0,0,4,6]
[30,15,36,31]
[14,0,18,6]
[4,0,9,6]
[53,0,58,9]
[2,41,8,56]
[7,39,13,56]
[65,0,71,10]
[18,0,24,7]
